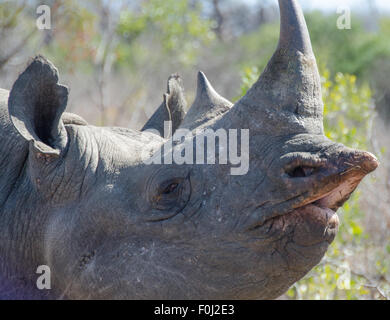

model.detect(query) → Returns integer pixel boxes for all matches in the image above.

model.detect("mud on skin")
[0,0,378,299]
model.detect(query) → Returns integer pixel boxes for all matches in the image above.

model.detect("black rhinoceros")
[0,0,378,299]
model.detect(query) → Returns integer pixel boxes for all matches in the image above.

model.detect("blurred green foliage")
[238,12,390,82]
[322,69,372,149]
[306,12,390,77]
[117,0,214,66]
[42,1,97,71]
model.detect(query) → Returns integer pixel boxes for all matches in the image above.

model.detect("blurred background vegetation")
[0,0,389,300]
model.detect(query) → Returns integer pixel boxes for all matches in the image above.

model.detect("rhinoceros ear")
[8,55,68,158]
[142,74,187,137]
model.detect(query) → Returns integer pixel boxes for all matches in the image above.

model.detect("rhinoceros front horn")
[223,0,323,135]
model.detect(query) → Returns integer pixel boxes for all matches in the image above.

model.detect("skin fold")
[0,0,378,299]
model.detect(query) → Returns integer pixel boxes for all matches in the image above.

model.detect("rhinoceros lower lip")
[297,197,340,230]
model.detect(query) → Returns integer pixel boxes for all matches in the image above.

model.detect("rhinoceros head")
[5,0,377,299]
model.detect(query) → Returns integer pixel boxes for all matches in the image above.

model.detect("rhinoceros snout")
[338,149,379,175]
[282,146,379,213]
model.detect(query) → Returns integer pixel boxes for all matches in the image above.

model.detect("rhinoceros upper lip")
[298,173,365,212]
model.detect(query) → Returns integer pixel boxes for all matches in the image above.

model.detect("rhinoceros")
[0,0,378,299]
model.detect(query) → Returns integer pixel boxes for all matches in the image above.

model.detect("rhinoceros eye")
[150,177,191,212]
[162,182,179,195]
[157,179,182,201]
[146,167,192,216]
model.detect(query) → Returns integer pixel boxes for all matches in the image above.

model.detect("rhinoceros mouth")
[276,174,367,243]
[248,171,368,245]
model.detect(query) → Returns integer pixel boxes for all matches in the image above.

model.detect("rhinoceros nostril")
[286,166,315,178]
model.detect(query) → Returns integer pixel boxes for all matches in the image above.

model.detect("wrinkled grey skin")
[0,0,378,299]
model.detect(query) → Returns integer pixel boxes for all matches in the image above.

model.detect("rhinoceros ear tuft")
[62,112,88,126]
[179,71,232,130]
[8,55,68,156]
[142,74,187,137]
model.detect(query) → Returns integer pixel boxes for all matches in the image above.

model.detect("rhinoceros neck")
[0,89,29,208]
[0,89,52,298]
[0,162,51,299]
